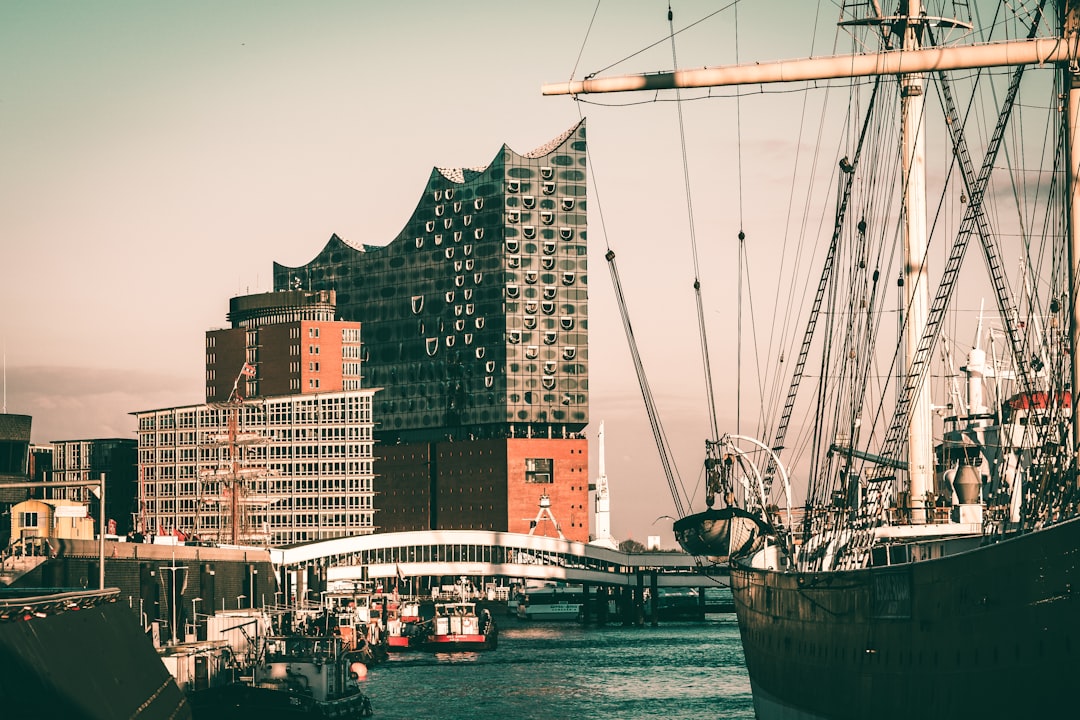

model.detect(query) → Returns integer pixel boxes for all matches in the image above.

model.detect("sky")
[1,1,843,546]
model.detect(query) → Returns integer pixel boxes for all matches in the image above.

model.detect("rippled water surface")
[361,614,754,720]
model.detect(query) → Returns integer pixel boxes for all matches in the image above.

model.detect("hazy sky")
[2,2,838,545]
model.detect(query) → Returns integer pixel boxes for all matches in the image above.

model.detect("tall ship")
[545,1,1080,717]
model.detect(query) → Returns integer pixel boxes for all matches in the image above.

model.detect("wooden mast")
[1066,2,1080,474]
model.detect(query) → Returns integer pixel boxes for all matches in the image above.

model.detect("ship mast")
[1067,2,1080,472]
[898,1,934,523]
[544,0,1080,496]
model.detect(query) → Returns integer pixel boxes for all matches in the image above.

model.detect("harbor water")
[360,613,754,719]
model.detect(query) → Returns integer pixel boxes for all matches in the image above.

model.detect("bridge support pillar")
[698,586,707,620]
[581,582,592,624]
[620,585,633,626]
[630,569,639,626]
[597,585,609,625]
[650,570,659,627]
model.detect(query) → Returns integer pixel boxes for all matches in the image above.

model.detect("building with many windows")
[273,122,591,541]
[134,390,376,546]
[205,289,362,401]
[49,438,137,534]
[134,290,376,546]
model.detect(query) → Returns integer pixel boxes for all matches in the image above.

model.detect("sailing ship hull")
[731,516,1080,719]
[0,589,192,720]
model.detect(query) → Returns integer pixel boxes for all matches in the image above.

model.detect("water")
[361,613,755,720]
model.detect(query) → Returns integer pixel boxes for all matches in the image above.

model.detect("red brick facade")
[375,437,589,541]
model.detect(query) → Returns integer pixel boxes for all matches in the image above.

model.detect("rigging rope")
[667,2,721,449]
[567,1,692,519]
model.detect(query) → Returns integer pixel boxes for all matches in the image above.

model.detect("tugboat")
[385,596,422,651]
[424,599,497,652]
[423,578,497,651]
[187,630,373,719]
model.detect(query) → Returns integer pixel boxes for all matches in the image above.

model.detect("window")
[525,458,553,484]
[20,511,39,527]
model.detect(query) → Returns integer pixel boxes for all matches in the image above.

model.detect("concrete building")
[134,390,377,546]
[0,413,32,546]
[205,289,362,401]
[49,438,137,534]
[273,122,591,541]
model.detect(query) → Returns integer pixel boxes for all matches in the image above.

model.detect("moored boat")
[385,597,423,651]
[424,600,497,651]
[187,631,373,719]
[0,588,192,720]
[515,585,584,621]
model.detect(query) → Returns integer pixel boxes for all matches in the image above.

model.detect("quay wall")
[9,539,277,641]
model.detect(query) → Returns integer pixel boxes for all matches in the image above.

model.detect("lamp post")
[237,594,247,609]
[161,562,186,645]
[191,597,202,640]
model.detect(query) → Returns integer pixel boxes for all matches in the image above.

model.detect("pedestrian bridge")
[270,529,728,594]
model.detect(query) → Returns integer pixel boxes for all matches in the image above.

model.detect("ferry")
[515,585,583,621]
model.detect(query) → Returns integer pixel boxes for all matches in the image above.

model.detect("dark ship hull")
[188,682,373,719]
[731,516,1080,719]
[0,589,192,720]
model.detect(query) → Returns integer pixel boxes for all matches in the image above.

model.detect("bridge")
[270,529,728,606]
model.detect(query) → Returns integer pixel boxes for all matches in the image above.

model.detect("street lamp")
[161,562,186,645]
[191,597,202,640]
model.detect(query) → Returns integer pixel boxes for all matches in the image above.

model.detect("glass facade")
[273,121,589,444]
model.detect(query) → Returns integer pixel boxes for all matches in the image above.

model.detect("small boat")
[188,632,373,719]
[385,597,423,651]
[515,585,583,621]
[424,600,497,651]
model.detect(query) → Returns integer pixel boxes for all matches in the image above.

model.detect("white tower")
[590,421,618,549]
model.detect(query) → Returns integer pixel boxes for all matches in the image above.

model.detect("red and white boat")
[385,597,422,651]
[424,601,497,651]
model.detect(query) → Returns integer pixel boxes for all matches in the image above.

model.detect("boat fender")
[797,575,806,587]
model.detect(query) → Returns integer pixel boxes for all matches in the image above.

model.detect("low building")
[10,498,95,544]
